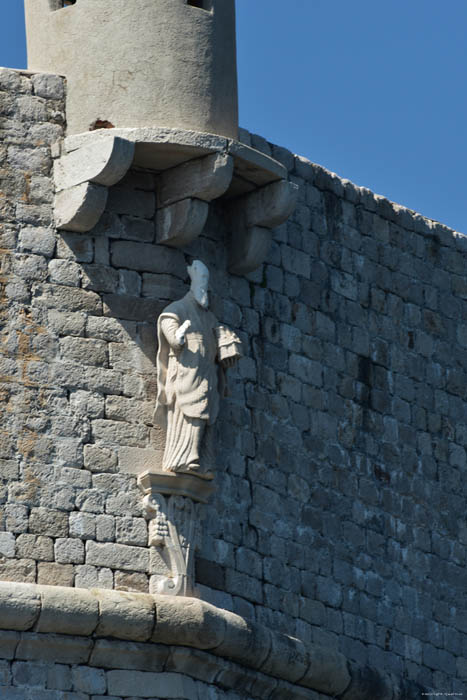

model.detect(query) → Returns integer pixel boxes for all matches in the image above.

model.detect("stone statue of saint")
[154,260,242,479]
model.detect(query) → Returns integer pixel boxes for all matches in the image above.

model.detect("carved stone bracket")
[155,152,234,248]
[138,470,214,597]
[227,179,299,275]
[52,127,298,274]
[53,135,135,232]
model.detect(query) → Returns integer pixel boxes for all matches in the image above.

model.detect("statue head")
[188,260,209,309]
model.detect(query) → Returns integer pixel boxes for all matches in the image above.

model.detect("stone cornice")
[0,582,426,699]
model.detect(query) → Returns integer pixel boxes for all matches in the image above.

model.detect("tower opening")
[187,0,209,10]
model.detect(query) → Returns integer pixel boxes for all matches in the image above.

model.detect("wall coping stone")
[0,581,426,699]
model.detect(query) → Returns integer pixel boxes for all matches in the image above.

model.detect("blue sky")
[1,1,466,233]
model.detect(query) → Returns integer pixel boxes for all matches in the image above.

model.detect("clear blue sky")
[1,1,466,233]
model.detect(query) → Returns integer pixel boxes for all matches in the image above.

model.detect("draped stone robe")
[154,291,226,476]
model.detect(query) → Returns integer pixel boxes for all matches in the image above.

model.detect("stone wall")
[0,66,466,693]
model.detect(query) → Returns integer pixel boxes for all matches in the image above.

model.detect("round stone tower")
[24,0,238,138]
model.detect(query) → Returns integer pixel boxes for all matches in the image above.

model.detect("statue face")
[189,260,209,308]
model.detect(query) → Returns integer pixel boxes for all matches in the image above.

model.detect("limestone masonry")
[0,1,466,698]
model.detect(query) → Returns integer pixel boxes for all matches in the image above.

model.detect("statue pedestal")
[138,470,215,597]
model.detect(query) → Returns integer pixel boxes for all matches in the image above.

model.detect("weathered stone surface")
[107,670,198,698]
[86,541,149,573]
[37,563,74,588]
[36,586,98,636]
[90,638,169,672]
[15,632,92,665]
[213,610,271,670]
[0,583,41,631]
[156,198,209,248]
[300,645,351,696]
[153,596,226,650]
[158,153,234,207]
[55,182,108,233]
[260,631,308,684]
[94,589,155,641]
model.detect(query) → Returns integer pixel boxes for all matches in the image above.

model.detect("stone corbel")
[52,127,299,275]
[54,135,135,232]
[228,179,299,275]
[138,470,214,597]
[155,152,234,247]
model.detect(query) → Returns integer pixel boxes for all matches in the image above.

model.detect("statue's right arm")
[160,317,191,348]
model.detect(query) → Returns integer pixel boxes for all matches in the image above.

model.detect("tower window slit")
[187,0,208,9]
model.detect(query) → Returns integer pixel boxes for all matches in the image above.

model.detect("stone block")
[69,513,96,540]
[55,538,85,565]
[90,638,169,672]
[152,596,226,650]
[0,687,30,700]
[86,541,149,573]
[115,517,148,547]
[114,571,149,593]
[91,419,150,449]
[270,681,322,700]
[289,353,323,387]
[0,582,41,631]
[33,283,102,314]
[60,337,108,367]
[12,659,48,688]
[96,515,116,542]
[195,558,226,591]
[111,241,184,276]
[16,534,53,562]
[3,504,28,534]
[86,316,133,343]
[0,559,36,584]
[32,73,64,100]
[82,264,119,294]
[103,294,165,323]
[83,445,118,474]
[166,647,222,684]
[0,630,19,660]
[107,670,198,698]
[75,489,106,514]
[105,396,152,426]
[107,188,155,218]
[47,664,72,691]
[156,198,209,248]
[120,215,155,242]
[37,585,98,635]
[0,533,15,559]
[48,309,86,337]
[16,632,92,665]
[94,588,155,642]
[260,631,308,684]
[142,273,186,300]
[71,666,106,695]
[18,226,56,257]
[225,569,263,605]
[29,508,69,537]
[48,259,80,287]
[214,609,271,671]
[158,152,233,207]
[74,565,113,591]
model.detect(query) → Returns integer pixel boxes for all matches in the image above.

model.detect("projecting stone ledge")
[52,127,298,275]
[0,581,427,699]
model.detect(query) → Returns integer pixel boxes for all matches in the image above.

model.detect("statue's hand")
[175,320,191,346]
